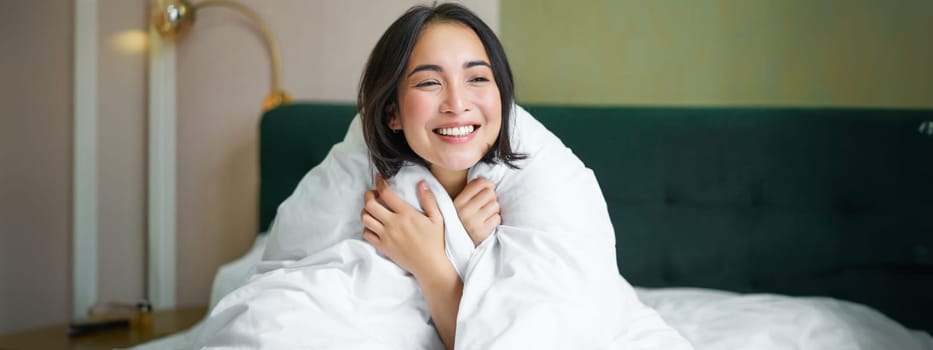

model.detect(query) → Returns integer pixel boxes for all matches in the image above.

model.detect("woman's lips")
[433,124,480,144]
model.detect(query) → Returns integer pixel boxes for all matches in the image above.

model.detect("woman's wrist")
[413,259,460,288]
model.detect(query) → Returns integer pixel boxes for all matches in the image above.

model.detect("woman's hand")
[361,177,464,350]
[453,178,501,246]
[361,176,447,279]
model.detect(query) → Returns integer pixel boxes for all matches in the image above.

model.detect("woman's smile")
[433,123,481,143]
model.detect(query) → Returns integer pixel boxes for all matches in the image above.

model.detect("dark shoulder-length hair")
[357,2,525,178]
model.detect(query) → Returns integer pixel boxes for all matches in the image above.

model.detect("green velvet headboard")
[259,103,933,332]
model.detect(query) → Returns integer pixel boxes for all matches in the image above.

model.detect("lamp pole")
[150,0,291,112]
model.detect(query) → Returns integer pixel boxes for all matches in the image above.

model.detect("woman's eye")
[415,81,440,88]
[469,76,490,83]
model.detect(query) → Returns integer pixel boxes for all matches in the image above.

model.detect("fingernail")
[420,181,429,191]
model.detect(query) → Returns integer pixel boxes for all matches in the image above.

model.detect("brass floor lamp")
[150,0,291,111]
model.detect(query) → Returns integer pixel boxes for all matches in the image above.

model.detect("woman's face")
[390,22,502,174]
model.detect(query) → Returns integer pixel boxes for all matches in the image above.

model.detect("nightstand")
[0,306,206,350]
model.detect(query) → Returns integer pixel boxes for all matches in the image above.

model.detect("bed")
[131,103,933,349]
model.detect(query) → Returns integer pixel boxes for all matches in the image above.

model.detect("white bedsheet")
[638,288,933,350]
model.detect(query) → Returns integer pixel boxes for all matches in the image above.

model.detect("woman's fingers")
[361,211,384,234]
[459,186,498,217]
[485,213,502,226]
[477,199,500,223]
[462,178,494,202]
[362,190,387,243]
[363,190,393,221]
[376,176,416,215]
[453,178,494,208]
[450,179,499,246]
[362,228,381,245]
[417,181,442,220]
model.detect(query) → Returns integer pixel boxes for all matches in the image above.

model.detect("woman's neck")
[430,166,468,198]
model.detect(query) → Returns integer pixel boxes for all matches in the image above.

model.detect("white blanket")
[194,105,692,349]
[130,237,933,350]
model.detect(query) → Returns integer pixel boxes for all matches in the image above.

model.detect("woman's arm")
[360,177,461,349]
[415,258,462,350]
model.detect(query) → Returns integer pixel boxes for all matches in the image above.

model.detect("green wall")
[501,1,933,107]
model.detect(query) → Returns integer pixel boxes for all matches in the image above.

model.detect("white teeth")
[436,125,475,136]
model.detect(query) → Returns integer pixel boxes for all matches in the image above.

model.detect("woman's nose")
[440,83,470,115]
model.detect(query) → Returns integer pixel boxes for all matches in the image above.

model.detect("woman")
[356,3,523,349]
[197,3,689,349]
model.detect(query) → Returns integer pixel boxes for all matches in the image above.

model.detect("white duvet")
[193,105,692,349]
[131,105,932,350]
[128,237,933,350]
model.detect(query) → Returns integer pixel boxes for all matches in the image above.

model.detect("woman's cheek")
[476,92,501,127]
[399,90,438,123]
[473,88,500,110]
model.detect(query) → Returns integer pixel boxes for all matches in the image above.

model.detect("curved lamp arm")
[151,0,291,111]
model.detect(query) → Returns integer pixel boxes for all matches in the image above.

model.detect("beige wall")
[0,0,148,334]
[175,0,500,306]
[502,0,933,107]
[97,0,148,307]
[0,1,74,334]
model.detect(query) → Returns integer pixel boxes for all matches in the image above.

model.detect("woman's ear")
[386,104,402,130]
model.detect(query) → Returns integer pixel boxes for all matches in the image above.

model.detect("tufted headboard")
[258,103,933,331]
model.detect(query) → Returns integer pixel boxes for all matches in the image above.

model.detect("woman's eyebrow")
[407,60,491,77]
[408,64,442,77]
[464,60,491,69]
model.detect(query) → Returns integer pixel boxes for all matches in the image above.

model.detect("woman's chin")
[431,157,483,173]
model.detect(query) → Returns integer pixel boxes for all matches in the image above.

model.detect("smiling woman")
[355,5,524,348]
[193,3,692,350]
